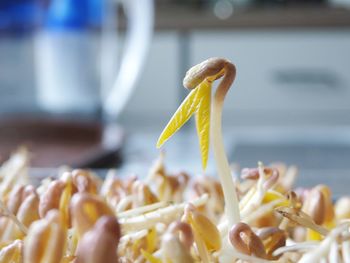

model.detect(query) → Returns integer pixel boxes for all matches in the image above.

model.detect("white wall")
[1,29,350,128]
[123,29,350,128]
[190,29,350,126]
[121,32,181,129]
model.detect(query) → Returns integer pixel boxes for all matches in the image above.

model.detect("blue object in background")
[0,0,39,33]
[44,0,103,30]
[88,0,104,27]
[0,0,104,33]
[35,0,104,114]
[45,0,90,30]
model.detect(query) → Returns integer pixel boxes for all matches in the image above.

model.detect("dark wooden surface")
[150,5,350,30]
[0,116,123,168]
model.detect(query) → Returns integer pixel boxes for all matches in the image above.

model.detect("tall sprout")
[157,58,240,226]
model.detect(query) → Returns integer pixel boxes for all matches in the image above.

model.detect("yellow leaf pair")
[157,80,212,169]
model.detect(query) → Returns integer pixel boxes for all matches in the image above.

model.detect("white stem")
[118,201,169,218]
[0,200,28,235]
[120,194,208,232]
[218,240,271,263]
[298,237,333,263]
[193,227,210,263]
[299,224,348,263]
[211,99,240,227]
[272,242,319,257]
[119,229,148,244]
[116,196,134,213]
[242,199,281,224]
[329,240,340,263]
[342,240,350,263]
[240,163,269,219]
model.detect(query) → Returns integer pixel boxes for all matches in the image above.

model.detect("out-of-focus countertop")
[118,126,350,198]
[150,5,350,30]
[25,125,350,197]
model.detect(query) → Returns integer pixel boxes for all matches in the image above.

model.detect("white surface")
[118,127,350,197]
[190,29,350,125]
[121,32,181,126]
[1,29,350,128]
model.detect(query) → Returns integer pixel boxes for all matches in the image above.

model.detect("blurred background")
[0,0,350,195]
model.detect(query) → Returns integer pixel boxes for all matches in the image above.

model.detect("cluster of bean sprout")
[0,58,349,263]
[0,148,349,263]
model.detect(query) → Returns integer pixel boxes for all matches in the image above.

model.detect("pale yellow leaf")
[156,87,201,148]
[195,80,211,169]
